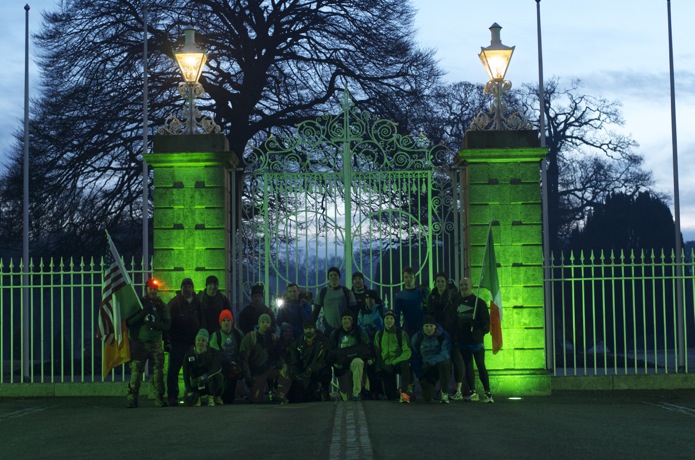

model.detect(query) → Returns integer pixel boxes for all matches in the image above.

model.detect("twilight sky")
[411,0,695,241]
[1,0,694,241]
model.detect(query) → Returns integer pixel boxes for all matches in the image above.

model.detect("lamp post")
[472,23,522,131]
[159,27,220,135]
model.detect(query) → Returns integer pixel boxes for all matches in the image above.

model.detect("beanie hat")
[384,309,396,319]
[352,271,364,280]
[181,278,194,287]
[205,275,219,286]
[258,313,271,325]
[280,322,293,333]
[303,318,316,329]
[196,328,209,341]
[327,266,341,277]
[365,290,381,304]
[219,310,233,325]
[251,283,264,296]
[422,315,436,325]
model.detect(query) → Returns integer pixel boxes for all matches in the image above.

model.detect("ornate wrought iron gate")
[232,92,461,310]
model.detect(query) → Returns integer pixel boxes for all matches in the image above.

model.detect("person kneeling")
[239,313,292,403]
[327,313,373,401]
[411,315,452,404]
[374,310,412,403]
[182,328,224,407]
[288,319,332,402]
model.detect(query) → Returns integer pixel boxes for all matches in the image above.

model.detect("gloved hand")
[298,370,311,385]
[144,313,156,326]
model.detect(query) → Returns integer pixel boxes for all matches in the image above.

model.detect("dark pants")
[287,366,332,402]
[247,367,292,403]
[460,344,490,393]
[184,373,224,406]
[451,347,464,388]
[376,361,411,400]
[420,359,451,402]
[221,364,240,404]
[129,338,164,399]
[166,342,189,403]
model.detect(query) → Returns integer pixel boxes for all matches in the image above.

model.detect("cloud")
[577,69,695,101]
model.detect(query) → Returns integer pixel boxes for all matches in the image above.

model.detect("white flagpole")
[142,3,150,276]
[22,3,31,381]
[535,0,546,149]
[666,0,685,370]
[536,0,553,370]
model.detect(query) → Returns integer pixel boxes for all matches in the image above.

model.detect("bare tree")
[520,78,655,250]
[0,0,441,255]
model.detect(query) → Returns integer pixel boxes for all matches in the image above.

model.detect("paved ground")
[1,390,694,459]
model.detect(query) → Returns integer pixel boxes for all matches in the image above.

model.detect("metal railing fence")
[2,248,693,383]
[0,256,147,383]
[547,248,694,376]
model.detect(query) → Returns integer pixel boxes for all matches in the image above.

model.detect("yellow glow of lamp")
[175,27,207,83]
[478,23,514,81]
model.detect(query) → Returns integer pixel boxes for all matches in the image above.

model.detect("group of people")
[123,268,494,408]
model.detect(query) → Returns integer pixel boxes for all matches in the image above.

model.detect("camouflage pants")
[129,339,165,398]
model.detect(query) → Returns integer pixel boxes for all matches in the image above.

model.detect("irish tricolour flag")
[480,223,503,354]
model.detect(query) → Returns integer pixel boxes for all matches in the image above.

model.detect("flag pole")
[22,3,31,381]
[142,3,150,277]
[666,0,685,370]
[536,0,554,370]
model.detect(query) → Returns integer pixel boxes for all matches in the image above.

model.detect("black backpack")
[318,285,351,306]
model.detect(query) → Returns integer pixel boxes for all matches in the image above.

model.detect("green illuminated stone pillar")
[145,134,237,300]
[458,130,550,396]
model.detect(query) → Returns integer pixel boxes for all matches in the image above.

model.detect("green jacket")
[374,326,411,367]
[126,295,171,342]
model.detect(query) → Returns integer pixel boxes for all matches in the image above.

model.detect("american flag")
[98,231,141,378]
[97,250,126,346]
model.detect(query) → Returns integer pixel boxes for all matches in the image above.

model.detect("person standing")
[358,290,385,339]
[426,272,464,400]
[198,275,232,335]
[238,283,276,335]
[125,278,171,408]
[450,277,494,403]
[164,277,201,406]
[351,271,368,318]
[393,267,430,337]
[277,283,313,339]
[312,267,357,336]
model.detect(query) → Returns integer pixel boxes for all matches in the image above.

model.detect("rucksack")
[318,285,351,307]
[215,328,243,352]
[376,327,403,352]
